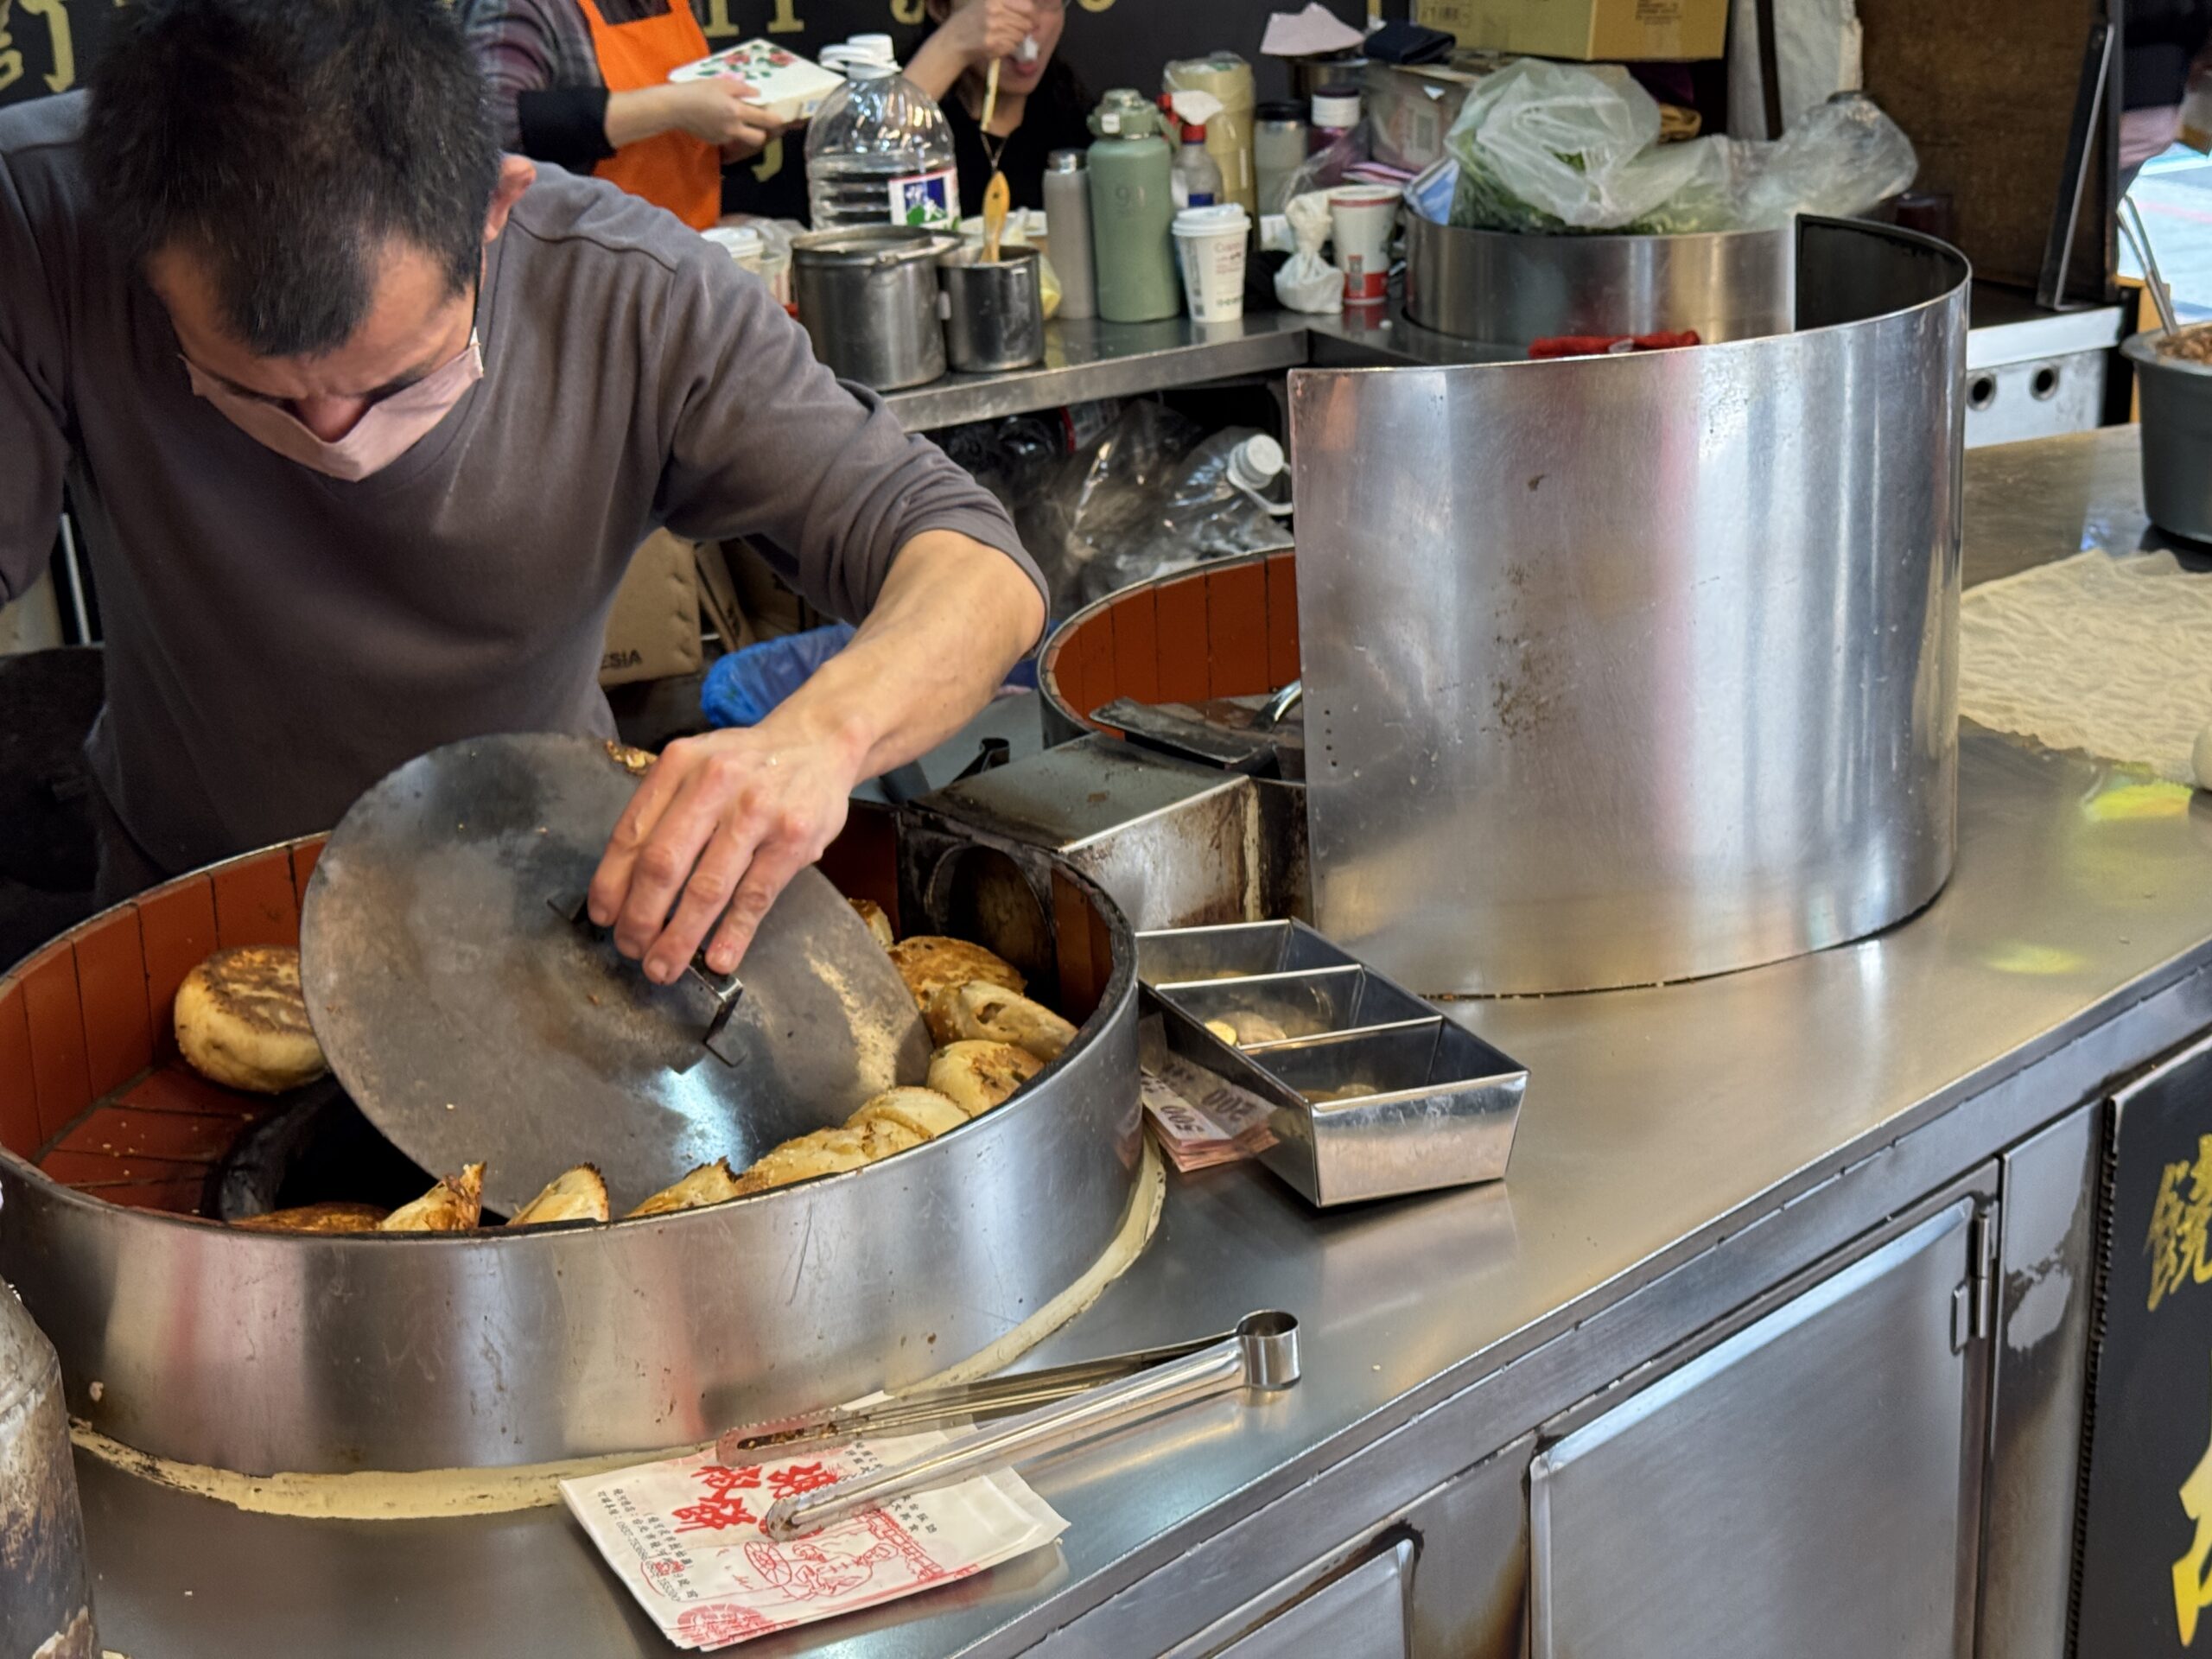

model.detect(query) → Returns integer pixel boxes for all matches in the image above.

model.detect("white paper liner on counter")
[562,1432,1065,1649]
[1960,549,2212,784]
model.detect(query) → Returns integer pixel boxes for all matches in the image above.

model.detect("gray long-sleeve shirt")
[0,94,1039,876]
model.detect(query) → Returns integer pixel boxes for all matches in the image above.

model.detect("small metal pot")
[2122,327,2212,543]
[791,226,954,391]
[938,245,1046,373]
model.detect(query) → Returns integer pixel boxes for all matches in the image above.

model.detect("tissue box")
[668,39,845,123]
[1414,0,1726,61]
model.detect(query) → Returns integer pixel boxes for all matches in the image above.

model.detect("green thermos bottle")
[1086,90,1179,323]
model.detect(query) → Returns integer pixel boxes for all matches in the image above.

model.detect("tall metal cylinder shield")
[1291,219,1969,995]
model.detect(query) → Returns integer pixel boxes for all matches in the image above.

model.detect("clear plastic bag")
[1446,60,1915,235]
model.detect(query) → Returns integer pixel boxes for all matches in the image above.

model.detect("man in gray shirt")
[0,0,1046,984]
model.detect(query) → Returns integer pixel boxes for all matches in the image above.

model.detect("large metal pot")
[1402,213,1796,346]
[791,226,954,391]
[1,1269,95,1658]
[2121,327,2212,542]
[1292,217,1970,995]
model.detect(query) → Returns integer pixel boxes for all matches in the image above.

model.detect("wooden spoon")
[982,170,1011,264]
[980,59,1008,263]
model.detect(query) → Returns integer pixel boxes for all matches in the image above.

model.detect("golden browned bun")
[923,981,1076,1061]
[378,1163,485,1232]
[887,937,1024,1009]
[232,1202,388,1234]
[507,1165,610,1227]
[926,1040,1044,1117]
[628,1158,743,1217]
[849,898,896,951]
[173,946,327,1095]
[848,1087,969,1141]
[731,1127,882,1196]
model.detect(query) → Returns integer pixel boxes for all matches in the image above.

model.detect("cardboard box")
[668,40,844,124]
[1416,0,1727,62]
[601,531,702,688]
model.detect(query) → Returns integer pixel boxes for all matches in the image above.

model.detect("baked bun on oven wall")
[173,945,329,1094]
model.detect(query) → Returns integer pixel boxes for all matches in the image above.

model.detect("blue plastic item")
[700,625,856,728]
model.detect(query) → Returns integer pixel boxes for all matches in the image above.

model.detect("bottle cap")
[1047,149,1087,173]
[1229,434,1286,492]
[1184,123,1207,142]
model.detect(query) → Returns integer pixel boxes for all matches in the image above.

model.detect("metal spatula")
[298,733,931,1216]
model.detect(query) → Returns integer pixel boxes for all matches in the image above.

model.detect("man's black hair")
[85,0,503,357]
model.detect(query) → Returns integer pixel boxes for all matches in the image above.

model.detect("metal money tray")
[1137,920,1526,1207]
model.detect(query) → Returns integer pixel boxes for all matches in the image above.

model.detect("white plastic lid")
[1312,89,1362,130]
[847,33,896,62]
[702,225,764,258]
[1229,435,1286,492]
[1167,203,1256,235]
[1173,203,1251,236]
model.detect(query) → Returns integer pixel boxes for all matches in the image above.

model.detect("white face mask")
[183,331,484,482]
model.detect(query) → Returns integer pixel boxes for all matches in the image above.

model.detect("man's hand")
[588,718,860,983]
[607,82,785,157]
[587,530,1045,981]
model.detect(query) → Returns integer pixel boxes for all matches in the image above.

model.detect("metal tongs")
[734,1311,1300,1541]
[2120,196,2181,336]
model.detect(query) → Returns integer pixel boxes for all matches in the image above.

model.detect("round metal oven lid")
[298,733,930,1217]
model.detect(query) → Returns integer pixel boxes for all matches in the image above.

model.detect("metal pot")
[2121,327,2212,542]
[1,1268,95,1659]
[791,226,954,391]
[1403,214,1796,346]
[938,245,1046,373]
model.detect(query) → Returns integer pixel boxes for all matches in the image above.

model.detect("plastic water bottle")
[804,62,957,232]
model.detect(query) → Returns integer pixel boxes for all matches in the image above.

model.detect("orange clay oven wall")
[0,838,326,1214]
[1039,550,1300,734]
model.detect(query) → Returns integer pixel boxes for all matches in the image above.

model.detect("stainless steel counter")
[75,428,2212,1656]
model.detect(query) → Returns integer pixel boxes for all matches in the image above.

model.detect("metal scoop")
[299,733,930,1216]
[760,1311,1300,1541]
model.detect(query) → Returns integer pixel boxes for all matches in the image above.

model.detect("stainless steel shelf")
[885,288,2115,431]
[883,311,1313,429]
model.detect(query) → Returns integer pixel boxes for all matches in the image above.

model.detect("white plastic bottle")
[1172,121,1224,211]
[804,62,958,232]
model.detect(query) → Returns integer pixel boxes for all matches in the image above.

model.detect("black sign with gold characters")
[2077,1032,2212,1656]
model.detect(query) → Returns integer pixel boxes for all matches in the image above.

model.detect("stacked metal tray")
[1138,920,1527,1207]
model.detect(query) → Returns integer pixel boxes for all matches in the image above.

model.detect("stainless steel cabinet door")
[1530,1200,1983,1659]
[1211,1538,1416,1659]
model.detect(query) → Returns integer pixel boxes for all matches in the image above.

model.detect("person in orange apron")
[462,0,782,231]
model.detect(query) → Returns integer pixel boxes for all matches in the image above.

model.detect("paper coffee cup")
[1329,183,1399,308]
[1173,204,1252,324]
